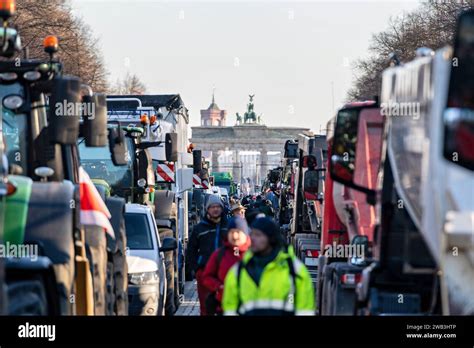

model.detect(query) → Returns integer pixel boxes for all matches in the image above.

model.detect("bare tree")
[347,1,473,101]
[110,72,147,95]
[12,0,109,92]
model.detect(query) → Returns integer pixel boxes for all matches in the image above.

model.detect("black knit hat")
[250,217,283,247]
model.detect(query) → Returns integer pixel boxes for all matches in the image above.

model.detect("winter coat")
[186,215,228,273]
[202,237,251,303]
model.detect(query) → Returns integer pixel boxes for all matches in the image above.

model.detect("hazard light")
[140,114,149,125]
[340,273,362,285]
[306,249,319,258]
[43,35,58,54]
[304,249,319,267]
[0,0,15,21]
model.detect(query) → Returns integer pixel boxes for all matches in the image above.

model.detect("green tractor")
[0,1,127,315]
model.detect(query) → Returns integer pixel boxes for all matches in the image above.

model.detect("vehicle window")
[387,59,432,227]
[0,83,28,173]
[125,213,154,250]
[78,138,132,195]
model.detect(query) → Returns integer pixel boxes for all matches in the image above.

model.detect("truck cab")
[328,10,474,315]
[104,96,193,314]
[282,134,327,296]
[319,101,382,315]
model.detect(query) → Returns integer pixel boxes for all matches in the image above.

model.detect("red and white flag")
[79,166,115,239]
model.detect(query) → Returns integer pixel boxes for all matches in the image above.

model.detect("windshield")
[0,83,28,173]
[78,138,132,196]
[125,213,154,250]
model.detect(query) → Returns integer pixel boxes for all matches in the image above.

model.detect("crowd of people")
[186,189,315,316]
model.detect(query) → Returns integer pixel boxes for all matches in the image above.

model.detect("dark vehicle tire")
[106,261,115,315]
[175,240,185,308]
[185,259,193,281]
[8,279,48,315]
[174,273,182,310]
[321,266,333,315]
[164,254,175,316]
[159,228,176,315]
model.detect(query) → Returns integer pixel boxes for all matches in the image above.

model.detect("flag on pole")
[79,166,115,238]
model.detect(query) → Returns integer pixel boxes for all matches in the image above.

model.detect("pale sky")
[71,0,421,133]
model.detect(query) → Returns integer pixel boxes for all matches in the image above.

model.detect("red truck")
[318,101,383,315]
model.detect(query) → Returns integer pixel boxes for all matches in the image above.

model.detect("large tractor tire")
[159,228,176,316]
[105,196,128,316]
[105,260,115,315]
[85,226,108,315]
[8,279,48,315]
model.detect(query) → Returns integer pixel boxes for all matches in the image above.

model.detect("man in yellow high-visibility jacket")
[222,217,315,316]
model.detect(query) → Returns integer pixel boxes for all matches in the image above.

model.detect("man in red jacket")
[202,217,251,315]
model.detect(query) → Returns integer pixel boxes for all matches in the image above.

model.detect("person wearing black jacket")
[186,194,228,315]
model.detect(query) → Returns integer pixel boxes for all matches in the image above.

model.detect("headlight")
[3,94,24,110]
[128,271,159,285]
[23,71,41,81]
[0,72,17,81]
[137,178,147,187]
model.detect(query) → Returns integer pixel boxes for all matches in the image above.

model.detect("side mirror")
[330,107,359,184]
[268,169,280,184]
[136,149,155,188]
[160,237,178,252]
[193,150,202,174]
[284,140,298,159]
[352,234,369,247]
[329,106,381,203]
[442,10,474,171]
[165,133,178,162]
[48,77,82,145]
[350,235,370,265]
[303,169,319,193]
[0,28,21,58]
[83,94,107,147]
[302,155,317,169]
[443,110,474,172]
[108,126,129,166]
[199,168,209,181]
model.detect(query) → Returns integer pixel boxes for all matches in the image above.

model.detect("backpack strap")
[286,257,297,314]
[216,246,226,268]
[236,261,244,315]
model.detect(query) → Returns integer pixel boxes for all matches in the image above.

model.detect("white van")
[125,203,177,315]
